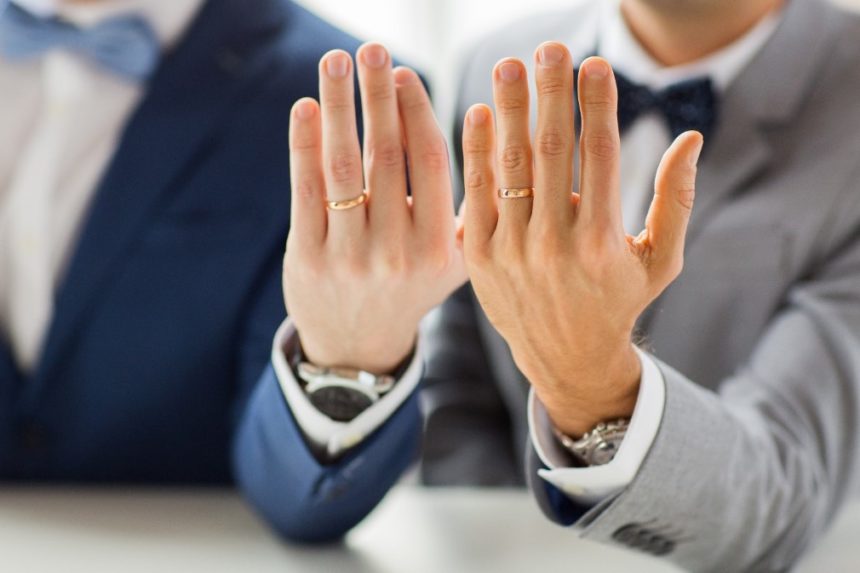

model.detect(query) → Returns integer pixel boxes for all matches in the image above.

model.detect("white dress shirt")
[273,0,783,504]
[0,0,202,372]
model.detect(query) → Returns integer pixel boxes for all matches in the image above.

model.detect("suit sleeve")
[227,249,424,542]
[529,182,860,572]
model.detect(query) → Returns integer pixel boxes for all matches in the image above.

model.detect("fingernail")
[583,58,609,78]
[362,44,387,69]
[294,99,315,120]
[394,67,418,86]
[468,106,488,125]
[538,44,564,67]
[498,61,521,83]
[326,52,349,78]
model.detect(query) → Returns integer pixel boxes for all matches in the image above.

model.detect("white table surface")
[0,486,856,572]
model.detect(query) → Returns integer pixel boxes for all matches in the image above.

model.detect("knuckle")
[674,187,696,211]
[583,133,619,162]
[465,240,492,267]
[496,228,525,261]
[570,233,603,261]
[531,227,562,258]
[465,167,489,192]
[463,137,493,155]
[365,81,395,103]
[536,127,570,157]
[301,253,326,280]
[530,241,556,265]
[368,140,404,170]
[582,92,616,113]
[399,88,426,112]
[290,131,318,152]
[537,76,567,97]
[328,150,362,184]
[419,139,450,172]
[322,95,355,115]
[285,245,324,279]
[294,177,318,201]
[336,255,371,281]
[496,96,528,115]
[500,144,530,173]
[424,246,455,276]
[374,248,409,276]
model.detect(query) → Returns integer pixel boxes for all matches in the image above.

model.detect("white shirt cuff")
[528,347,666,505]
[271,318,423,458]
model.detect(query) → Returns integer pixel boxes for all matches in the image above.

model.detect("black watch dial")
[308,386,375,422]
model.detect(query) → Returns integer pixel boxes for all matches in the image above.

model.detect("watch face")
[591,441,620,466]
[309,386,375,422]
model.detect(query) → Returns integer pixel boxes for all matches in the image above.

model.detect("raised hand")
[284,44,466,375]
[461,43,704,437]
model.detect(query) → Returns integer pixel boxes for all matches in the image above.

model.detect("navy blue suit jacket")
[0,0,423,540]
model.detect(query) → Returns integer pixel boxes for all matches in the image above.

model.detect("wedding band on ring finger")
[498,187,535,199]
[326,191,368,210]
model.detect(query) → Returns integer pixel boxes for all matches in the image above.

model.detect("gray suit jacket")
[419,0,860,570]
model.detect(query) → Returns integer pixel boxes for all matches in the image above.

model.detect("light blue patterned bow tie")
[0,1,159,81]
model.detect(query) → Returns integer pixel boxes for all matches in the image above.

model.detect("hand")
[284,44,466,375]
[460,44,704,437]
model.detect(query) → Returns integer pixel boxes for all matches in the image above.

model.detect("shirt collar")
[12,0,205,50]
[597,0,784,92]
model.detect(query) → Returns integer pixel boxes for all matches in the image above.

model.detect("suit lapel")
[637,0,840,333]
[685,0,837,243]
[683,106,772,245]
[23,0,287,407]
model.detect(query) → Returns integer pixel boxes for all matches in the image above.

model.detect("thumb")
[638,130,704,281]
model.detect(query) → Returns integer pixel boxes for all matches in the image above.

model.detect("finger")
[533,42,576,226]
[640,131,704,280]
[577,57,623,233]
[462,104,498,248]
[393,67,455,238]
[319,50,366,237]
[493,58,533,230]
[356,43,409,231]
[288,98,327,248]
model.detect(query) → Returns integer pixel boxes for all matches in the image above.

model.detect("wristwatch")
[553,418,630,466]
[291,345,408,422]
[296,362,395,421]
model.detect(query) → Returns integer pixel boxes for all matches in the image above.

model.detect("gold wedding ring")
[498,187,535,199]
[326,191,368,211]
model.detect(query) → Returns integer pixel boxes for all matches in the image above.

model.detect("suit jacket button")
[632,528,658,549]
[612,523,642,546]
[651,538,676,556]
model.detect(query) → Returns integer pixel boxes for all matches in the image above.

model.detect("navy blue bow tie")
[0,1,159,81]
[614,71,718,141]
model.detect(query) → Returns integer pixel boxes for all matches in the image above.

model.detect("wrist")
[298,329,417,376]
[537,344,641,437]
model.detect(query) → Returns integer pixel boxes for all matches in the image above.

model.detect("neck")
[620,0,784,67]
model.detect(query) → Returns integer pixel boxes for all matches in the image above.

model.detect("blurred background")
[294,0,860,131]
